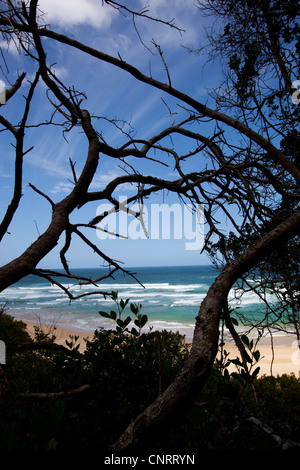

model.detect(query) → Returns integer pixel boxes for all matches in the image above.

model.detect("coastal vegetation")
[0,0,299,452]
[0,306,299,452]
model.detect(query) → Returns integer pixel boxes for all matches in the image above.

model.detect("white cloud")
[0,39,21,56]
[89,169,126,190]
[50,180,74,194]
[38,0,115,28]
[49,168,130,195]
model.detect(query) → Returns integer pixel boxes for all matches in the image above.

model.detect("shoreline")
[23,320,300,377]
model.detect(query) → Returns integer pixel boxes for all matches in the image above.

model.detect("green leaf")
[99,311,111,319]
[253,350,260,362]
[111,291,118,301]
[110,310,117,320]
[130,327,139,336]
[119,298,129,310]
[123,316,131,327]
[230,357,243,367]
[251,366,260,379]
[241,334,249,347]
[130,303,138,314]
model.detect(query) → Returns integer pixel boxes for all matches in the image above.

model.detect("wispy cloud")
[50,180,74,194]
[0,39,21,56]
[38,0,115,28]
[49,167,137,196]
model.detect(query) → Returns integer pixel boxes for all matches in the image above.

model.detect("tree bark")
[111,209,300,451]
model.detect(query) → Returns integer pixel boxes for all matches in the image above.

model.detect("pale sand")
[23,320,300,378]
[24,320,93,352]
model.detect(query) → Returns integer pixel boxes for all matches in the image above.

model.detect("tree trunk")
[111,210,300,451]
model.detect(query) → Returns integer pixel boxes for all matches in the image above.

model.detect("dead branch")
[32,269,113,302]
[20,384,91,400]
[14,341,70,354]
[4,71,26,101]
[0,70,40,242]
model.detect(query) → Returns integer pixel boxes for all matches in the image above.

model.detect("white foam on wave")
[65,282,207,293]
[228,287,276,306]
[2,271,281,344]
[170,294,206,307]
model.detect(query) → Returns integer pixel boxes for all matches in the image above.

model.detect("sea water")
[0,265,279,341]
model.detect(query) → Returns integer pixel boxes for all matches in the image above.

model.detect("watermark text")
[0,80,6,105]
[292,80,300,105]
[0,340,6,364]
[95,197,204,251]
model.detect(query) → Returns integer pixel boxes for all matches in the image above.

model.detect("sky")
[0,0,226,269]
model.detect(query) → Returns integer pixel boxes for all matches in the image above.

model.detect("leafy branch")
[217,333,262,382]
[99,291,149,336]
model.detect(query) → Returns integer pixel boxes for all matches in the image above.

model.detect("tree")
[200,0,300,342]
[0,0,299,451]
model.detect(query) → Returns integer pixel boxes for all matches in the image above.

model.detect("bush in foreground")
[0,302,299,452]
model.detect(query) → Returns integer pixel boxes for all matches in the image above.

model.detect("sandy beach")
[23,320,300,378]
[219,335,300,377]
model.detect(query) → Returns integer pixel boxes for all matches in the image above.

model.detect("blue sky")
[0,0,227,269]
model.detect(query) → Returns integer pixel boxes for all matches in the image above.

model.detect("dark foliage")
[0,310,299,452]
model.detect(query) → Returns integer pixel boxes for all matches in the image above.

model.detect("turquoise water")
[0,265,275,341]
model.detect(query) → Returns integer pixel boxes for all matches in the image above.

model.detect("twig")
[72,226,145,288]
[69,157,77,184]
[103,1,184,34]
[20,384,91,400]
[151,39,172,87]
[32,269,113,301]
[28,183,54,207]
[14,341,70,354]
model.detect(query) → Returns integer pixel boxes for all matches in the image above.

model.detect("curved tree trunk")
[111,210,300,451]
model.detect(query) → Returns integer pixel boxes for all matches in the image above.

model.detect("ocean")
[0,265,279,341]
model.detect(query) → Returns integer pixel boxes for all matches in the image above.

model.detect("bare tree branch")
[20,384,91,400]
[0,70,40,241]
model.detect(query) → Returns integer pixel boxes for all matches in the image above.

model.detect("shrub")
[0,299,299,452]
